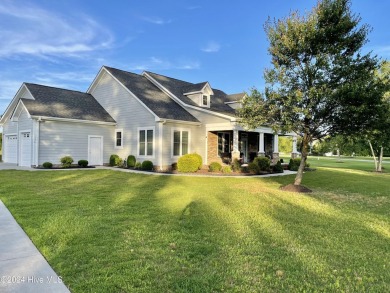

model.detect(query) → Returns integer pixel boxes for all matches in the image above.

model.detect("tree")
[367,60,390,171]
[239,0,388,186]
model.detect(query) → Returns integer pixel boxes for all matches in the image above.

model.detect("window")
[173,130,189,157]
[202,95,208,106]
[115,129,123,148]
[139,128,154,156]
[218,132,230,156]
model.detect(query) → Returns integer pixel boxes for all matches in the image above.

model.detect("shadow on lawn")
[0,170,389,292]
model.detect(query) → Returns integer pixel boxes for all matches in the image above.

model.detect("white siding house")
[0,65,298,169]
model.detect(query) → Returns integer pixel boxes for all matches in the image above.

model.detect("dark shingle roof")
[23,83,115,123]
[144,71,237,116]
[181,82,208,94]
[104,67,200,122]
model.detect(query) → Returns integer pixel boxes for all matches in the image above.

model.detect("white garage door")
[20,132,32,167]
[4,135,18,163]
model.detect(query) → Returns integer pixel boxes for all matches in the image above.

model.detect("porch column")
[273,134,279,163]
[291,135,298,158]
[231,129,240,160]
[258,132,265,156]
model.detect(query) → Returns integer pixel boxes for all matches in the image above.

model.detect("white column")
[292,136,298,158]
[273,134,279,153]
[231,129,240,160]
[258,132,265,156]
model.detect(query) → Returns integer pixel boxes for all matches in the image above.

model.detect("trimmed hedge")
[42,162,53,169]
[253,156,271,172]
[231,158,241,172]
[127,155,136,168]
[192,153,203,170]
[109,154,121,167]
[221,165,232,173]
[272,161,284,173]
[248,162,260,174]
[60,156,73,168]
[178,154,200,173]
[135,162,142,170]
[141,160,154,171]
[209,162,222,172]
[78,160,89,168]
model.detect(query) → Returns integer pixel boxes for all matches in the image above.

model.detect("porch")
[207,129,298,165]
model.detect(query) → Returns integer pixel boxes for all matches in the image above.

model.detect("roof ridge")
[144,71,195,85]
[103,66,143,78]
[24,83,90,95]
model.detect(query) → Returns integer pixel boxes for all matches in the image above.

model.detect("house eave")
[160,118,202,126]
[30,115,117,126]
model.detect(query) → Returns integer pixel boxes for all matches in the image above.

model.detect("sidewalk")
[0,200,70,293]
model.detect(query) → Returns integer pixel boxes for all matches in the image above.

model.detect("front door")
[88,136,103,165]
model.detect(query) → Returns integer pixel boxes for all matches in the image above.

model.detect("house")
[0,66,298,168]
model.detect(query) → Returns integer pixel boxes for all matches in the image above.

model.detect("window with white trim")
[173,129,189,157]
[202,95,208,106]
[139,128,154,156]
[115,129,123,148]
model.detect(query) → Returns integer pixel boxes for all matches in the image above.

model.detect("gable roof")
[144,71,237,117]
[22,83,115,123]
[226,93,246,103]
[104,66,200,123]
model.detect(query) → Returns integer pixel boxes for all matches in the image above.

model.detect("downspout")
[158,120,166,170]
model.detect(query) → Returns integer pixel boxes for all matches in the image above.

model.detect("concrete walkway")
[0,200,70,293]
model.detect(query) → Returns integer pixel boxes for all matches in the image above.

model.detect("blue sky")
[0,0,389,114]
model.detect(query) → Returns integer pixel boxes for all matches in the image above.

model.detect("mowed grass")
[0,162,389,292]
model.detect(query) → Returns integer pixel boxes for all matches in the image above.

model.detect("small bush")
[273,161,284,173]
[78,160,88,168]
[109,154,121,167]
[221,165,232,173]
[60,156,73,168]
[209,162,222,172]
[141,160,154,171]
[231,158,241,172]
[192,153,203,170]
[171,163,178,171]
[253,156,271,172]
[178,154,200,173]
[135,162,142,169]
[42,162,53,169]
[248,162,260,174]
[127,155,136,168]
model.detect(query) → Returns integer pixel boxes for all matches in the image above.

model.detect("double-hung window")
[173,129,189,157]
[115,129,123,148]
[139,128,154,156]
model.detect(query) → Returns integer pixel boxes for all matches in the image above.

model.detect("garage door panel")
[5,135,17,163]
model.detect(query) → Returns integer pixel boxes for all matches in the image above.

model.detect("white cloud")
[140,16,172,25]
[201,41,221,53]
[0,1,114,58]
[127,57,200,71]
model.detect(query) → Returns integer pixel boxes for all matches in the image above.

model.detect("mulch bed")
[280,184,312,193]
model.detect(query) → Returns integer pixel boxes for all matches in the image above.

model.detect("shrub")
[231,158,241,172]
[109,154,121,167]
[248,162,260,174]
[171,163,178,171]
[209,162,222,172]
[135,162,142,169]
[178,154,200,173]
[78,160,88,168]
[60,156,73,168]
[273,161,284,173]
[127,155,136,168]
[141,160,154,171]
[221,165,232,173]
[42,162,53,169]
[192,153,203,170]
[253,156,271,172]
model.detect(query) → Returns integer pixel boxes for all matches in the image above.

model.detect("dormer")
[225,93,246,109]
[182,82,214,108]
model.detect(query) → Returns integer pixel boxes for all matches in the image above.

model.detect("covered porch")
[206,127,298,165]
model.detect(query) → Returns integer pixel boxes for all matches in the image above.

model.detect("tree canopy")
[239,0,389,185]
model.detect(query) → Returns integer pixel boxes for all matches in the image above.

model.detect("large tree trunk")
[368,140,378,171]
[294,134,309,186]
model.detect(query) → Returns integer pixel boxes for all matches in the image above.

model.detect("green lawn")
[0,162,389,292]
